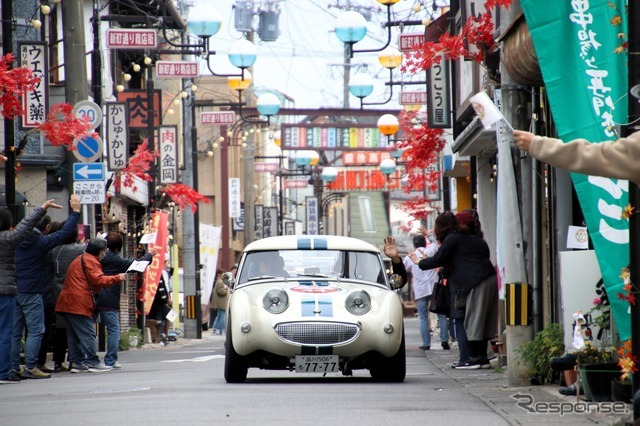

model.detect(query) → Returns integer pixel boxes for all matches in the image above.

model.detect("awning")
[451,116,497,157]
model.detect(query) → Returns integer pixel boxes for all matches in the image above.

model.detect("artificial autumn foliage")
[0,54,40,119]
[37,103,94,149]
[114,140,157,192]
[162,183,210,213]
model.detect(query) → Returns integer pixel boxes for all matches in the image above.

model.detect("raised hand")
[383,236,400,263]
[41,199,63,210]
[69,194,81,212]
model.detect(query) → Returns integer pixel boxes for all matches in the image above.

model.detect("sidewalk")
[425,342,633,425]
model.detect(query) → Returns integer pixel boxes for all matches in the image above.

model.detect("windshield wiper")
[246,275,276,281]
[297,273,331,278]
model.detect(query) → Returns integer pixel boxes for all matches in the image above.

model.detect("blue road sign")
[73,162,105,181]
[73,134,104,163]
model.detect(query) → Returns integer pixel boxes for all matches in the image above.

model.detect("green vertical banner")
[521,1,630,339]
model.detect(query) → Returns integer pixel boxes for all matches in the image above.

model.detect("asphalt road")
[2,318,611,426]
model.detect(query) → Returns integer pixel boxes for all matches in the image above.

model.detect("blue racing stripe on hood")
[298,238,311,249]
[313,236,328,250]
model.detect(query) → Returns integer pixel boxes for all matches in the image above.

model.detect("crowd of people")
[403,209,499,370]
[0,194,161,384]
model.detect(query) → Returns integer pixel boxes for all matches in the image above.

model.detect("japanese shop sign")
[229,178,241,218]
[254,162,279,173]
[201,111,236,125]
[263,207,278,238]
[306,196,319,235]
[19,42,48,129]
[398,33,424,52]
[325,168,403,191]
[105,102,129,170]
[155,61,199,78]
[342,151,392,166]
[284,179,309,189]
[255,205,263,240]
[158,126,178,184]
[116,90,162,129]
[426,60,451,128]
[282,124,393,151]
[106,29,157,49]
[400,91,427,105]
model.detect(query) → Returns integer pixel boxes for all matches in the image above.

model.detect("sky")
[187,0,444,109]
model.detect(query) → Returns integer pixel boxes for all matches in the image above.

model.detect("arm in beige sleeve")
[529,132,640,184]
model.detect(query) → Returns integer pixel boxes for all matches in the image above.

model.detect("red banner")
[143,211,169,315]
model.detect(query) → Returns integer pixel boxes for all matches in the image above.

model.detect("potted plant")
[516,323,564,385]
[576,341,618,402]
[119,327,142,351]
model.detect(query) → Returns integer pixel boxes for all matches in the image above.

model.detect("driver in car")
[256,252,290,278]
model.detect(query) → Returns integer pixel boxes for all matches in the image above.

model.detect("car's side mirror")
[389,273,404,290]
[222,272,236,288]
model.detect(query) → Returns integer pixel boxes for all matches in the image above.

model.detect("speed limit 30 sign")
[73,100,102,131]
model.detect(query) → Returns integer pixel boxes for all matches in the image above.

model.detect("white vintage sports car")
[223,235,406,383]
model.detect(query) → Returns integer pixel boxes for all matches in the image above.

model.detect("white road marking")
[161,355,224,363]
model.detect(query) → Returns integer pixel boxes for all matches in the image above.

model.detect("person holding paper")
[95,231,155,368]
[512,129,640,185]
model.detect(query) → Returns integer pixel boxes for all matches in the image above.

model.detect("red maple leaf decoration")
[114,140,157,192]
[162,183,210,213]
[37,103,94,149]
[0,54,40,119]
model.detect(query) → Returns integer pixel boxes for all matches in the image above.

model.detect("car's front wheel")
[224,315,248,383]
[369,329,406,382]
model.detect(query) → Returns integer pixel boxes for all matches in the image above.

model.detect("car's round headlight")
[345,290,371,315]
[262,289,289,314]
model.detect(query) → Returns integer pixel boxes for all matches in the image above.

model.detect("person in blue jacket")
[96,231,155,368]
[10,194,81,379]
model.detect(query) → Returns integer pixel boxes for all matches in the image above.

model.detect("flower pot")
[611,378,632,403]
[578,362,620,402]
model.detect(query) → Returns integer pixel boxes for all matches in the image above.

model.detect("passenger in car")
[257,252,290,278]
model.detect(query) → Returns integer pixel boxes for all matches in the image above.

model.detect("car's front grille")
[274,322,360,345]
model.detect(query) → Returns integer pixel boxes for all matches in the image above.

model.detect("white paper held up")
[470,91,514,131]
[139,232,157,244]
[126,260,150,273]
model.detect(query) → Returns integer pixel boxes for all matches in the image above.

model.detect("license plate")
[295,355,339,373]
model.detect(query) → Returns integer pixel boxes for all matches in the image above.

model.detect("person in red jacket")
[55,238,126,373]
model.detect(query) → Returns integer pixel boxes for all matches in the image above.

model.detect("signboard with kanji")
[229,178,241,218]
[284,179,308,189]
[306,197,319,235]
[426,60,451,128]
[73,181,106,204]
[400,91,427,105]
[342,151,393,166]
[201,111,236,125]
[325,168,403,191]
[282,124,394,151]
[156,61,199,78]
[254,162,279,173]
[106,29,157,49]
[105,102,129,170]
[116,90,162,129]
[398,33,424,52]
[158,126,178,184]
[19,42,47,129]
[263,207,278,238]
[255,205,263,240]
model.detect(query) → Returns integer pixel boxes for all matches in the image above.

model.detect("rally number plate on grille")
[295,355,339,373]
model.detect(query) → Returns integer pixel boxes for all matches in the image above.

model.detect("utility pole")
[2,0,15,217]
[62,0,94,233]
[500,4,532,387]
[243,31,256,246]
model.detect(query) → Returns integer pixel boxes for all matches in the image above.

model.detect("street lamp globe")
[380,158,397,175]
[334,11,367,44]
[321,167,339,183]
[377,114,399,136]
[295,150,314,167]
[376,0,401,4]
[256,93,281,117]
[228,39,257,69]
[389,147,404,159]
[349,73,374,99]
[378,47,402,69]
[228,70,253,92]
[187,6,223,37]
[308,150,320,166]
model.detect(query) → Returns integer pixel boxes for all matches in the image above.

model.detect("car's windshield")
[237,249,386,285]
